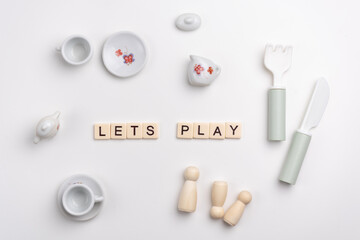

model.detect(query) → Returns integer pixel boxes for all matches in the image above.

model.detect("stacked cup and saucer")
[57,174,104,221]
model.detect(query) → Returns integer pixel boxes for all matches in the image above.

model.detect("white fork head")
[264,44,293,87]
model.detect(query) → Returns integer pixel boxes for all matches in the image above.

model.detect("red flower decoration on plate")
[207,67,214,74]
[123,53,135,65]
[115,49,123,57]
[194,64,204,74]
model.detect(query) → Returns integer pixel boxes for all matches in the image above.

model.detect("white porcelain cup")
[57,35,93,65]
[62,183,103,216]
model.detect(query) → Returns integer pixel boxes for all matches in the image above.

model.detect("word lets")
[94,123,159,140]
[177,122,242,139]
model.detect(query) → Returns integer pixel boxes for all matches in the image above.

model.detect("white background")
[0,0,359,239]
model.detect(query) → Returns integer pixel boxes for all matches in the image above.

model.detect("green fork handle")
[268,88,286,141]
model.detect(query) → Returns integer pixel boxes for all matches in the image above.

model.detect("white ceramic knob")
[175,13,201,31]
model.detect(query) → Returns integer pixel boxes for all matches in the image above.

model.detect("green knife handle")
[279,131,312,185]
[268,88,286,141]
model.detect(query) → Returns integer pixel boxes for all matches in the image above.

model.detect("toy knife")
[279,78,330,185]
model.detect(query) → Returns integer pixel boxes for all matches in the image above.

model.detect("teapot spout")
[33,136,41,144]
[189,55,201,61]
[51,111,61,119]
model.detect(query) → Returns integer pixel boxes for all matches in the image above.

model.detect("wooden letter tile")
[209,123,225,139]
[177,123,193,139]
[111,123,126,139]
[94,123,110,140]
[193,123,209,139]
[126,123,142,139]
[225,122,242,139]
[142,123,159,139]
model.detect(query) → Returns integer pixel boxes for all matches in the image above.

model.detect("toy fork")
[264,44,293,141]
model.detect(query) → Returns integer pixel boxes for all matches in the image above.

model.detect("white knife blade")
[299,78,330,134]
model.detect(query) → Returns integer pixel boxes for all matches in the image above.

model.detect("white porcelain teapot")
[33,111,61,144]
[187,55,221,86]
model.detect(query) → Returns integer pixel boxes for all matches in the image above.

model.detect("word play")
[177,122,242,139]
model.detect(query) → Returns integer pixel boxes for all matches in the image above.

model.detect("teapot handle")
[214,65,221,75]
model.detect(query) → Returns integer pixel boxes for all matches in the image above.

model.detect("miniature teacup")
[187,55,221,86]
[57,35,93,65]
[62,183,104,216]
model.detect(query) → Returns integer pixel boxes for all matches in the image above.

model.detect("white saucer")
[102,31,148,78]
[57,174,104,221]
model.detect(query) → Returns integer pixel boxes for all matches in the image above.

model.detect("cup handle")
[94,195,104,203]
[55,46,61,52]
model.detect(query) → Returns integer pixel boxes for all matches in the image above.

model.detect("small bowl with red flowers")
[102,31,148,78]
